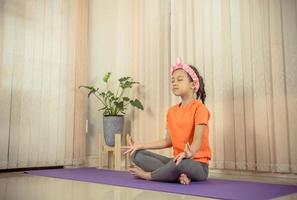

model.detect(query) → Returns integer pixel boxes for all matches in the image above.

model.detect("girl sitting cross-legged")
[123,58,211,185]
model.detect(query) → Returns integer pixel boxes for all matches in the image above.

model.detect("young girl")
[123,58,211,185]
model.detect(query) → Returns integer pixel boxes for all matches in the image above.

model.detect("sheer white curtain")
[0,0,88,168]
[89,0,297,173]
[88,0,173,164]
[170,0,297,173]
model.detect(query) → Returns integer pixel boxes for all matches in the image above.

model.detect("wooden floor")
[0,167,296,200]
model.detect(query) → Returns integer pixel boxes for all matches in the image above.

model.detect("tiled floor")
[0,168,296,200]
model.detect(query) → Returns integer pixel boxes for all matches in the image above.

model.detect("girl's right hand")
[122,135,144,156]
[174,143,193,165]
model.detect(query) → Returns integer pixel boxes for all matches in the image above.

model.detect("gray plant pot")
[103,115,124,146]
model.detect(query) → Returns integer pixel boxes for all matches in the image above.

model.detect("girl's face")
[171,69,195,96]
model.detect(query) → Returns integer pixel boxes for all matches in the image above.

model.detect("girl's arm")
[142,131,172,150]
[123,131,172,155]
[175,124,206,165]
[188,124,206,155]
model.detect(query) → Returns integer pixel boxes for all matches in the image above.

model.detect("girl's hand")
[174,143,193,165]
[184,143,193,158]
[122,135,144,156]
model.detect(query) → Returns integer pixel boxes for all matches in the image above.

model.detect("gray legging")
[131,150,208,182]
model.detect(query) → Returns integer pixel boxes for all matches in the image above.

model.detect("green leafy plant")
[79,72,144,116]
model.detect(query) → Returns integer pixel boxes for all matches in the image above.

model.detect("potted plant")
[79,72,144,146]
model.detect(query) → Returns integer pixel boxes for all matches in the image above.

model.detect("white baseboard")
[86,155,100,167]
[209,168,297,179]
[86,155,129,170]
[210,160,296,173]
[0,161,7,169]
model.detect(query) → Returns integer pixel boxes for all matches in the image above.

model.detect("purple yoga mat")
[26,167,297,200]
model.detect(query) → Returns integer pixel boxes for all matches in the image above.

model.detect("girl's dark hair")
[188,65,206,104]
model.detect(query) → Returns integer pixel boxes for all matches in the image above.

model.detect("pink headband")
[171,58,200,92]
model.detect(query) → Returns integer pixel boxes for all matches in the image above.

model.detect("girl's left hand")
[122,135,144,156]
[174,143,193,165]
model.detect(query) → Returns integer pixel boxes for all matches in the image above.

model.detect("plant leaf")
[118,77,132,82]
[103,72,111,83]
[123,97,130,101]
[130,99,144,110]
[114,101,124,110]
[79,85,94,90]
[98,106,107,111]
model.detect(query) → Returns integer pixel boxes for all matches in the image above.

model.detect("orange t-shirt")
[166,99,211,164]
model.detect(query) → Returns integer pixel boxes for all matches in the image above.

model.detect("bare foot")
[179,173,191,185]
[128,167,152,180]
